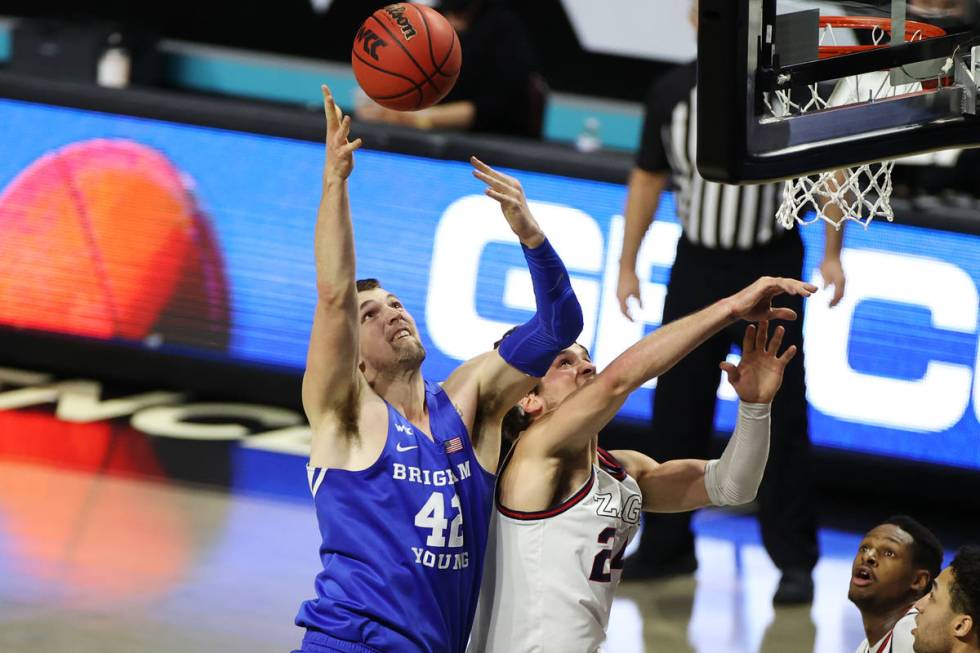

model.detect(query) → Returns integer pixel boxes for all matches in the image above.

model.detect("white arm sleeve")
[703,401,771,506]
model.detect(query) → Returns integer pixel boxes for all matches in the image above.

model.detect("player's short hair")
[950,545,980,627]
[882,515,943,595]
[501,403,533,443]
[356,278,381,292]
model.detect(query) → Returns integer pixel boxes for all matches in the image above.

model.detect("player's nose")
[385,306,405,324]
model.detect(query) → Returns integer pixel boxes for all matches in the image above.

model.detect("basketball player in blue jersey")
[470,276,816,652]
[292,85,584,653]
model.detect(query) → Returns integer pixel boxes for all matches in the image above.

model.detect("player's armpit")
[303,369,361,433]
[441,350,537,473]
[302,299,361,426]
[610,450,711,513]
[442,351,537,422]
[476,351,539,418]
[307,388,381,470]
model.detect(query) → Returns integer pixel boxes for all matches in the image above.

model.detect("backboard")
[697,0,980,184]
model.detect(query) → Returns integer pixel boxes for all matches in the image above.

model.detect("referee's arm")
[617,74,676,320]
[820,214,847,307]
[617,168,670,320]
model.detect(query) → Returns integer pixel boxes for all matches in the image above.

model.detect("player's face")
[535,344,596,406]
[848,524,920,611]
[912,567,956,653]
[357,287,425,373]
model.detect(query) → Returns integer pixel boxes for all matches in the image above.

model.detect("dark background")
[0,0,673,101]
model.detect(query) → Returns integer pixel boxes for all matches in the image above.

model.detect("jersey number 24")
[589,526,626,582]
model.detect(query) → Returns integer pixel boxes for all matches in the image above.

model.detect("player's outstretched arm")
[302,85,365,431]
[522,277,814,458]
[611,320,796,513]
[442,157,584,469]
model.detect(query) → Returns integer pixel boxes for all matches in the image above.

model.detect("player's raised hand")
[720,321,796,404]
[725,276,817,323]
[322,85,363,182]
[470,156,544,248]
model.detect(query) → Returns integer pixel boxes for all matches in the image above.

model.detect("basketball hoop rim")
[818,16,947,58]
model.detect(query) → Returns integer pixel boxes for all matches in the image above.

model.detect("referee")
[614,2,846,605]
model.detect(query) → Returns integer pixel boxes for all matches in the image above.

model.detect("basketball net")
[767,18,943,230]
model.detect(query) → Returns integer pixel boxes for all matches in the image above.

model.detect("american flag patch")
[443,436,463,454]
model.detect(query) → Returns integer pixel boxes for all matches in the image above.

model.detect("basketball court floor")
[0,453,950,653]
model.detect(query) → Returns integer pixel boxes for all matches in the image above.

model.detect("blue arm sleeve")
[497,238,584,377]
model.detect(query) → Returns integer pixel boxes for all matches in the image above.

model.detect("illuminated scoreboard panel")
[0,98,978,470]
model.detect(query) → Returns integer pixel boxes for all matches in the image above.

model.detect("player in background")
[292,85,583,653]
[469,275,815,652]
[913,545,980,653]
[849,517,943,653]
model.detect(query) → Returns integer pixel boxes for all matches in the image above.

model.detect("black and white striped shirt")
[637,62,785,250]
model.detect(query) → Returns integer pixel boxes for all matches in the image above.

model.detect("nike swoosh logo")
[396,443,418,452]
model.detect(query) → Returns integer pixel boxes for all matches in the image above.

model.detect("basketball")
[351,3,461,111]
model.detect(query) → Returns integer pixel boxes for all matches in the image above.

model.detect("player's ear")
[911,569,931,595]
[952,613,973,638]
[519,393,544,418]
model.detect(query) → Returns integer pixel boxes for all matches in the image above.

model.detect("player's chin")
[846,583,873,603]
[395,337,426,362]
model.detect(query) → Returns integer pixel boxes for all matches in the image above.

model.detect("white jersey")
[469,448,642,653]
[853,608,918,653]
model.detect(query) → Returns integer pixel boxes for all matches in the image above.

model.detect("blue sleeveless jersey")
[295,379,495,653]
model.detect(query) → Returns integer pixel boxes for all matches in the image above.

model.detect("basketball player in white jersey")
[469,275,816,652]
[849,517,943,653]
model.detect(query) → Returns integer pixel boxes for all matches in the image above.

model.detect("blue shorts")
[292,630,382,653]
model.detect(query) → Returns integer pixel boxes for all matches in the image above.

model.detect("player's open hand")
[323,85,363,181]
[470,156,544,248]
[725,276,817,323]
[720,321,796,404]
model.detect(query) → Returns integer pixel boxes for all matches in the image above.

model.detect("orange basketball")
[351,3,462,111]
